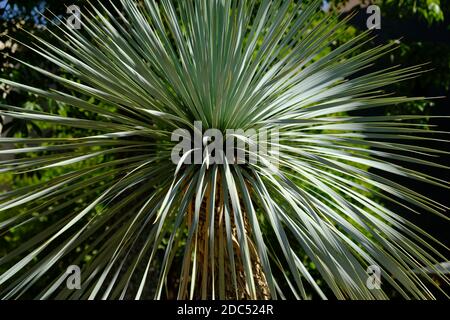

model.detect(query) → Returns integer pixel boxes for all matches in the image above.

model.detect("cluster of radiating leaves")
[0,0,449,299]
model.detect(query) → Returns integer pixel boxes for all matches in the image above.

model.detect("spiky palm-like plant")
[0,0,448,299]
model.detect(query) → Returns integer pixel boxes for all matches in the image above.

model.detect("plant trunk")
[197,206,271,299]
[181,176,271,300]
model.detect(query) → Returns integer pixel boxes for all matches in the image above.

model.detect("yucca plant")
[0,0,448,300]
